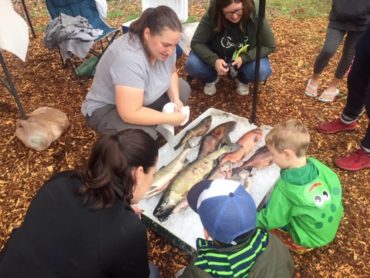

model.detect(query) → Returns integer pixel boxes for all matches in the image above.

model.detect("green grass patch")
[185,15,199,23]
[266,0,331,19]
[108,9,125,20]
[126,12,141,21]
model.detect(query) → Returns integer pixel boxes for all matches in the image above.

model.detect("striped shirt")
[194,228,269,277]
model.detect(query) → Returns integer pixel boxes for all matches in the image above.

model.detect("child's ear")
[283,149,296,160]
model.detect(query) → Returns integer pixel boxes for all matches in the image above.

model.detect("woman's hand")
[214,59,229,76]
[231,57,243,69]
[172,97,184,112]
[131,205,143,219]
[170,112,186,126]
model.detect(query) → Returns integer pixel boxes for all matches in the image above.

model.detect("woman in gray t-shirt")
[82,6,191,140]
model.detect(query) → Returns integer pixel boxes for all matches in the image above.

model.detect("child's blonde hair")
[265,120,310,157]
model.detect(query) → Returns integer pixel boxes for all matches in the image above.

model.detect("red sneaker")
[317,118,357,134]
[335,149,370,171]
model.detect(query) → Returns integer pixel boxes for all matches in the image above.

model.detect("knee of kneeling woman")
[185,52,213,80]
[185,52,199,74]
[179,79,191,104]
[258,66,272,81]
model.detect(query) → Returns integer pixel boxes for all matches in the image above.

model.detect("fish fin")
[144,182,170,198]
[182,141,191,150]
[224,135,233,145]
[173,198,189,213]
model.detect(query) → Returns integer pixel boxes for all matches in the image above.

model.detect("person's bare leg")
[305,73,320,97]
[326,77,340,93]
[318,77,341,102]
[310,73,320,86]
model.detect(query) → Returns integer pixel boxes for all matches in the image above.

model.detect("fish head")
[252,128,263,142]
[211,121,237,140]
[153,193,178,222]
[220,161,233,178]
[224,121,237,133]
[249,146,274,169]
[203,115,213,129]
[238,128,263,146]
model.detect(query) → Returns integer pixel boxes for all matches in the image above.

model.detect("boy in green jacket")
[178,179,294,278]
[257,120,344,253]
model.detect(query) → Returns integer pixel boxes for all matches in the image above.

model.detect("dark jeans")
[149,263,161,278]
[341,26,370,149]
[313,28,363,79]
[185,51,272,84]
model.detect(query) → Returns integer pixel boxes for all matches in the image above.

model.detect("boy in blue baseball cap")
[177,179,294,278]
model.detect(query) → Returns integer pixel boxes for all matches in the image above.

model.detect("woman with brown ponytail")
[0,129,160,277]
[82,6,191,141]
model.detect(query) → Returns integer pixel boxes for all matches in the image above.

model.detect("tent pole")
[0,53,27,119]
[251,0,266,124]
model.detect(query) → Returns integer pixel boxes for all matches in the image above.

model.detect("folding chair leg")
[100,40,104,52]
[57,48,68,68]
[0,53,27,119]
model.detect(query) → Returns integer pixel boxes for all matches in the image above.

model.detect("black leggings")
[314,28,363,79]
[341,26,370,149]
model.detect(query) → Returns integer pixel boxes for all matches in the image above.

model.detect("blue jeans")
[185,51,272,84]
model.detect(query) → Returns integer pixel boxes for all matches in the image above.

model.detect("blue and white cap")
[187,179,257,244]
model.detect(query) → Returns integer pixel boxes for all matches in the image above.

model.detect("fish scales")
[145,148,192,198]
[220,128,262,165]
[174,115,212,150]
[197,121,236,159]
[153,144,237,221]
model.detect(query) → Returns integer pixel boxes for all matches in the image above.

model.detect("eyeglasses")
[223,8,243,17]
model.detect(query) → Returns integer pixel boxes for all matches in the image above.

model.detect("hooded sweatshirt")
[190,0,275,67]
[257,158,344,248]
[329,0,370,31]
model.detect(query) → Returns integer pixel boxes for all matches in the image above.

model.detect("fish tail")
[174,141,182,150]
[183,141,191,150]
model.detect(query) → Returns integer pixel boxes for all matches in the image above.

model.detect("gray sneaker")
[235,80,249,96]
[204,78,219,96]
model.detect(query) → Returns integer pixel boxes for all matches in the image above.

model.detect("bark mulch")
[0,1,369,277]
